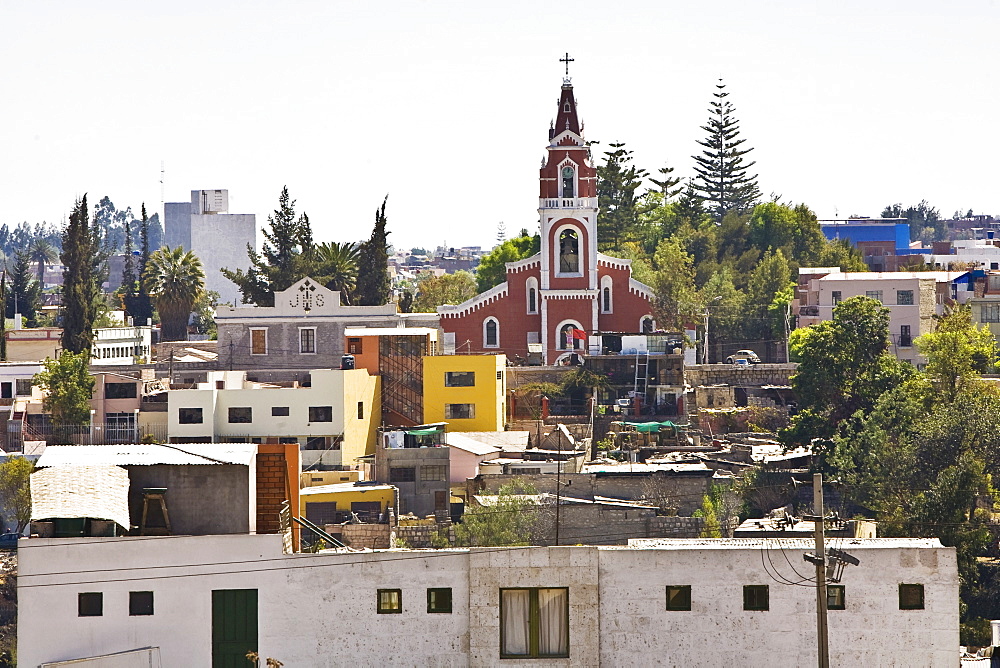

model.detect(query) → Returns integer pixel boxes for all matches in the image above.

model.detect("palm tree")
[29,238,57,289]
[144,246,205,341]
[313,241,359,303]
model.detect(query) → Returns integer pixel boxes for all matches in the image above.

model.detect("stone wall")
[340,523,390,549]
[685,363,797,387]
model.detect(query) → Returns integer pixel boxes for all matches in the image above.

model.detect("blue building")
[819,218,911,253]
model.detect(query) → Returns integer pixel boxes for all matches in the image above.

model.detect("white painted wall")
[17,536,958,667]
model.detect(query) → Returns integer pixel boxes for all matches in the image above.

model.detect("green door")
[212,589,258,668]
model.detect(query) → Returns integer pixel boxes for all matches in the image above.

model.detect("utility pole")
[813,472,830,668]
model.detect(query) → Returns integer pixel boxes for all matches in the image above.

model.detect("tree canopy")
[412,271,478,312]
[145,246,206,341]
[60,195,102,354]
[475,230,540,292]
[356,196,392,306]
[33,351,95,443]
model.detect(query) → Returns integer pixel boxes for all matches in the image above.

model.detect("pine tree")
[222,187,313,306]
[597,142,648,253]
[6,249,40,326]
[692,81,761,222]
[356,196,392,306]
[60,195,98,354]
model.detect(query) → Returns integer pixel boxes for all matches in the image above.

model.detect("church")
[438,73,656,364]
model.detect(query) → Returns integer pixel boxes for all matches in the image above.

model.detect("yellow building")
[422,354,506,431]
[299,482,395,525]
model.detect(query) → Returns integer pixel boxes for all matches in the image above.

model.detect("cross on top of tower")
[559,52,574,77]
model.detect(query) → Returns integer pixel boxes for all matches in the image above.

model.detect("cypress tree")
[60,195,97,354]
[692,81,761,222]
[356,195,391,306]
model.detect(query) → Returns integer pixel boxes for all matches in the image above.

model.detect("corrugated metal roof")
[445,432,502,456]
[300,482,395,496]
[30,465,131,529]
[36,443,257,468]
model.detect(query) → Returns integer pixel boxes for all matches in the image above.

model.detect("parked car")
[0,533,19,549]
[726,349,761,365]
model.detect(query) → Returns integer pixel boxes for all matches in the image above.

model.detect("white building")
[166,368,379,468]
[164,189,256,306]
[797,270,972,364]
[91,325,153,366]
[18,535,957,667]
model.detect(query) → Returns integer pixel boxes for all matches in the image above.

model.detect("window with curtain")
[500,587,568,659]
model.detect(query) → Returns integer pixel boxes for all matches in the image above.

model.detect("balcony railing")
[539,197,598,210]
[4,422,169,450]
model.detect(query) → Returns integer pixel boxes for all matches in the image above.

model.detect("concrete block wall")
[341,523,390,549]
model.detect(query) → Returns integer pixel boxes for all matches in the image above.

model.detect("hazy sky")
[2,0,998,253]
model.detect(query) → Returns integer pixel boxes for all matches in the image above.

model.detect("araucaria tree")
[356,196,392,306]
[692,81,761,222]
[597,142,649,253]
[123,203,154,326]
[145,246,205,341]
[6,249,41,326]
[223,187,313,306]
[60,195,101,353]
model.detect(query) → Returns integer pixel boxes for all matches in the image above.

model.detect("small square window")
[309,406,333,422]
[427,588,452,613]
[899,583,924,610]
[831,290,842,305]
[272,406,290,417]
[896,289,914,305]
[129,591,154,616]
[666,585,691,611]
[178,407,203,424]
[78,592,103,617]
[743,585,769,611]
[348,337,363,355]
[378,589,402,614]
[827,585,845,611]
[228,407,252,424]
[15,379,32,396]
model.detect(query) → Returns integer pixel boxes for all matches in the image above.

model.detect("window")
[271,406,289,417]
[306,436,339,450]
[484,318,499,348]
[827,585,845,611]
[500,588,568,659]
[982,303,1000,323]
[178,407,203,424]
[347,337,363,354]
[299,327,316,354]
[559,323,582,350]
[831,290,842,305]
[279,437,298,444]
[427,588,452,613]
[105,382,137,399]
[445,403,475,420]
[899,325,912,348]
[420,465,447,481]
[78,592,103,617]
[129,591,154,616]
[389,467,416,482]
[357,401,364,419]
[603,287,611,313]
[377,589,402,614]
[309,406,333,422]
[228,407,252,424]
[528,288,537,313]
[250,328,267,355]
[899,583,924,610]
[641,316,654,334]
[865,290,884,303]
[666,585,692,611]
[510,467,542,474]
[561,166,575,198]
[558,229,579,274]
[743,585,769,611]
[445,372,475,387]
[15,379,32,396]
[896,289,914,305]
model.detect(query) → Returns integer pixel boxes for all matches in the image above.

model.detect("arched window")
[559,229,579,274]
[526,277,538,314]
[600,275,613,313]
[484,317,499,348]
[641,316,654,334]
[561,166,575,198]
[557,321,583,350]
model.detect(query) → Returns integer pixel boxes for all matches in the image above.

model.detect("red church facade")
[439,78,655,365]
